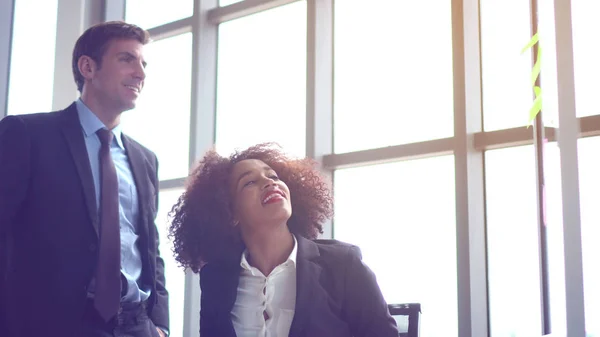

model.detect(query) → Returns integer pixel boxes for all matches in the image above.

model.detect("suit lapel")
[205,237,321,337]
[201,260,240,337]
[288,236,322,337]
[60,103,99,236]
[122,135,151,239]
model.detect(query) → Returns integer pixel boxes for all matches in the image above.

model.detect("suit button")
[89,243,97,252]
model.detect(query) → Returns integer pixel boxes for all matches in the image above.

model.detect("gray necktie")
[94,128,121,321]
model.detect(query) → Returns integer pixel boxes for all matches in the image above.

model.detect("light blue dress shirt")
[76,99,150,303]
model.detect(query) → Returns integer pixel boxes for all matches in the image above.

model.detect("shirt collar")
[75,98,124,149]
[240,234,298,272]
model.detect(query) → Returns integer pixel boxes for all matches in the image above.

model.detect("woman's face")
[229,159,292,231]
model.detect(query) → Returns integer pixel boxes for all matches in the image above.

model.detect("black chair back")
[388,303,421,337]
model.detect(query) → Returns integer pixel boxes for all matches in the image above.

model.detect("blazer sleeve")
[0,116,31,332]
[0,116,31,237]
[148,154,170,331]
[343,246,398,337]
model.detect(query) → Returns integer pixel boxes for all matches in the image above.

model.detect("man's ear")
[77,55,96,80]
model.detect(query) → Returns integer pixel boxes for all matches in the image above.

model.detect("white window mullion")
[184,0,218,336]
[0,0,15,118]
[553,0,586,336]
[306,0,333,239]
[453,0,488,335]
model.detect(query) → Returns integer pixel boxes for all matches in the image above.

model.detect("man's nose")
[133,61,146,80]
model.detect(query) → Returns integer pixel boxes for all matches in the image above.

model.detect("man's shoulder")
[0,111,65,137]
[2,105,74,129]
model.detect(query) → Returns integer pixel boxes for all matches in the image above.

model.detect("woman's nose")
[262,177,276,189]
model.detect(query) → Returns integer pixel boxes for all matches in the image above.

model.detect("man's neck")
[80,94,121,130]
[243,225,294,277]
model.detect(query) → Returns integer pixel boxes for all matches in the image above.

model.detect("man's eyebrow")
[117,51,147,67]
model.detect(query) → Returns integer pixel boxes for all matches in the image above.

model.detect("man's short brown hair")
[72,21,150,92]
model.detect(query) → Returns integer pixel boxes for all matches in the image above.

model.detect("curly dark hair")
[168,143,333,272]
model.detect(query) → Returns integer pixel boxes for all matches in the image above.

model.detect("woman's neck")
[243,225,294,277]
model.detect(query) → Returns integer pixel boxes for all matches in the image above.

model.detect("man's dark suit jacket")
[0,103,169,337]
[199,235,398,337]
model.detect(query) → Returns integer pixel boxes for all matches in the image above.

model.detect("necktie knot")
[97,128,113,147]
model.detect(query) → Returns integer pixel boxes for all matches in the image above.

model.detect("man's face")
[87,38,146,113]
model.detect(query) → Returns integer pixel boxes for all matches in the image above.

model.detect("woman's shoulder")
[312,238,356,249]
[311,239,363,261]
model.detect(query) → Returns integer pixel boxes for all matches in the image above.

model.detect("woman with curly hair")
[169,143,397,337]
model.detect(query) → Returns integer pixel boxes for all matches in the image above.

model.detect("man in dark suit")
[0,21,169,337]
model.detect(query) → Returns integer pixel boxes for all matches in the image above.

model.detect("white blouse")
[231,235,298,337]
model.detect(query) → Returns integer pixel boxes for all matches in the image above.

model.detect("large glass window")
[157,189,186,337]
[7,0,58,115]
[577,137,600,337]
[125,0,194,29]
[334,156,458,337]
[480,0,533,131]
[486,146,541,337]
[215,2,307,157]
[43,1,596,336]
[333,0,454,153]
[485,144,565,337]
[120,33,193,181]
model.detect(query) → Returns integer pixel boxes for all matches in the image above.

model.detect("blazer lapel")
[288,236,323,337]
[60,103,99,236]
[200,261,240,337]
[122,135,151,238]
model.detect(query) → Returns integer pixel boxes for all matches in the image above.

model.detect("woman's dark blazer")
[198,235,398,337]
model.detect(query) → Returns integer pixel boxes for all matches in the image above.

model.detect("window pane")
[333,0,454,153]
[334,156,458,337]
[157,189,186,337]
[572,1,600,117]
[545,143,567,336]
[121,33,192,180]
[577,137,600,336]
[215,2,306,157]
[125,0,193,29]
[537,0,560,128]
[7,0,58,115]
[486,146,540,337]
[485,144,565,337]
[480,0,532,131]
